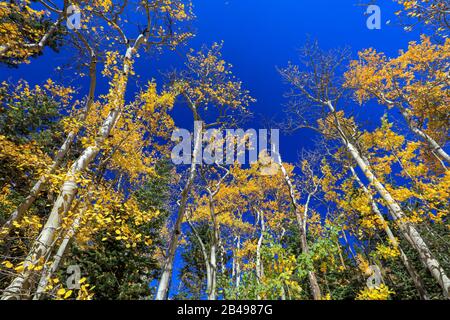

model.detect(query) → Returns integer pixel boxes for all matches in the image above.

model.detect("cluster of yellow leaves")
[99,83,176,183]
[93,0,113,12]
[11,215,43,234]
[375,243,401,260]
[237,240,258,261]
[2,257,45,273]
[395,0,449,34]
[0,185,13,210]
[0,135,51,173]
[399,0,418,11]
[307,212,325,238]
[179,43,255,111]
[0,210,43,246]
[44,79,74,104]
[1,79,74,112]
[360,119,448,224]
[346,36,450,145]
[46,277,94,300]
[333,178,385,238]
[317,111,358,140]
[72,184,159,249]
[259,246,303,300]
[356,254,372,275]
[61,116,84,135]
[356,284,395,300]
[159,0,193,21]
[102,51,121,78]
[320,160,340,201]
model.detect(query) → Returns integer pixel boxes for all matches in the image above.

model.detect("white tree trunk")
[1,53,97,238]
[208,240,217,300]
[1,114,117,299]
[325,101,450,298]
[33,211,82,300]
[399,107,450,165]
[255,209,265,282]
[349,167,429,300]
[186,218,212,299]
[277,156,322,300]
[156,119,203,300]
[1,35,146,300]
[235,236,241,290]
[379,95,449,166]
[207,191,219,300]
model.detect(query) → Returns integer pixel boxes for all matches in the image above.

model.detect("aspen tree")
[277,154,322,300]
[279,42,450,297]
[156,44,253,300]
[345,36,450,167]
[1,1,192,299]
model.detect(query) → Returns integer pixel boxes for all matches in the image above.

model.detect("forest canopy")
[0,0,448,301]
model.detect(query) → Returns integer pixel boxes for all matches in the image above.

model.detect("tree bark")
[255,209,265,283]
[325,100,450,298]
[399,106,450,165]
[186,217,212,300]
[1,54,97,239]
[235,236,241,290]
[1,34,146,300]
[378,95,449,166]
[156,118,203,300]
[349,167,429,300]
[33,209,83,300]
[277,155,322,300]
[207,190,219,300]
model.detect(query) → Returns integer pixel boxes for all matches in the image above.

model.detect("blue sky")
[1,0,422,163]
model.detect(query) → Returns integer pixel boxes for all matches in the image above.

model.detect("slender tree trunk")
[341,227,356,260]
[207,191,219,300]
[218,236,226,275]
[156,119,203,300]
[255,209,265,300]
[186,217,212,299]
[1,35,146,300]
[255,209,265,282]
[231,248,236,285]
[349,167,429,300]
[277,155,322,300]
[235,236,241,290]
[0,16,64,56]
[209,240,217,300]
[1,55,97,238]
[400,106,450,165]
[325,101,450,298]
[336,241,347,270]
[379,95,449,166]
[33,210,83,300]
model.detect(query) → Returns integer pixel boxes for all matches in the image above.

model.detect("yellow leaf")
[14,265,24,272]
[64,290,73,299]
